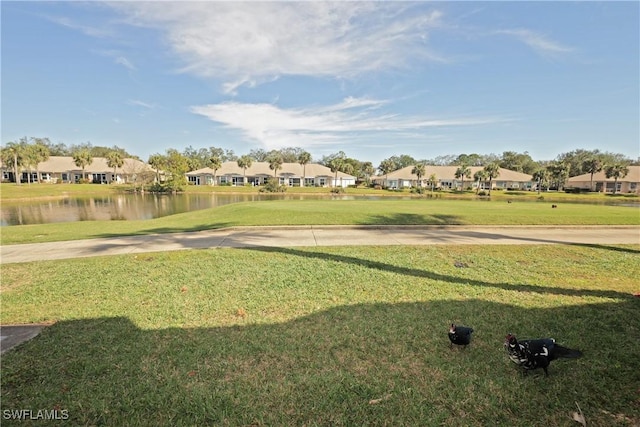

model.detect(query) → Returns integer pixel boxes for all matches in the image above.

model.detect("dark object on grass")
[552,204,558,208]
[448,324,474,349]
[504,334,582,376]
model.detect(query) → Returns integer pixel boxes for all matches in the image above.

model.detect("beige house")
[186,162,357,187]
[567,165,640,194]
[372,165,534,190]
[1,156,154,184]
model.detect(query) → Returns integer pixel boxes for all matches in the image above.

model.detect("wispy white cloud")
[45,15,113,38]
[115,56,136,70]
[92,49,136,70]
[190,98,507,150]
[127,99,155,109]
[107,2,447,93]
[496,29,573,56]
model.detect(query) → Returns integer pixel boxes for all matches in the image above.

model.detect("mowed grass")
[2,244,639,426]
[2,198,639,245]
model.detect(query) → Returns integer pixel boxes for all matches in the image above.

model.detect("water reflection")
[0,193,388,226]
[1,193,636,226]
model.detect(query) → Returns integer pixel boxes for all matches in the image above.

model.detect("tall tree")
[473,170,489,194]
[532,168,550,194]
[411,162,426,187]
[148,153,166,183]
[237,155,253,185]
[1,140,26,185]
[546,161,570,191]
[427,173,438,192]
[359,161,375,186]
[31,139,51,182]
[297,151,312,187]
[378,159,396,187]
[72,148,93,182]
[605,164,630,194]
[327,151,346,187]
[207,155,222,185]
[483,162,501,195]
[267,153,284,180]
[106,151,124,183]
[582,157,603,192]
[454,165,471,191]
[164,149,189,191]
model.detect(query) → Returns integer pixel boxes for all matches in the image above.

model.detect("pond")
[0,193,397,226]
[1,193,637,226]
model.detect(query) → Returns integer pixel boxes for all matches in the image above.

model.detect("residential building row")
[1,156,639,193]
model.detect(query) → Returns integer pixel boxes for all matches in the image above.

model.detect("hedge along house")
[372,165,534,191]
[1,156,154,184]
[186,162,357,187]
[566,165,640,194]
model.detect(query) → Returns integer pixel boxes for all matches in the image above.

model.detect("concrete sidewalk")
[1,225,639,264]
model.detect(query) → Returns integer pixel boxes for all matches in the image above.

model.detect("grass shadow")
[359,213,466,225]
[2,298,639,426]
[242,246,635,300]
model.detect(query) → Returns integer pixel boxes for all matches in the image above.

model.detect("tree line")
[1,137,637,192]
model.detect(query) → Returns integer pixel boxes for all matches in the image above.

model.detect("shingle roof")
[568,165,640,183]
[375,165,533,181]
[2,156,153,173]
[187,162,356,179]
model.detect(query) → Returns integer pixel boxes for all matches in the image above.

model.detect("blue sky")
[2,1,639,165]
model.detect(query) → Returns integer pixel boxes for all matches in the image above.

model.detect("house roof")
[375,165,533,181]
[567,165,640,183]
[2,156,152,173]
[186,162,356,179]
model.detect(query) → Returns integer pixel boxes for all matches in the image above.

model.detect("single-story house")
[566,165,640,194]
[1,156,154,184]
[372,166,534,190]
[186,162,357,188]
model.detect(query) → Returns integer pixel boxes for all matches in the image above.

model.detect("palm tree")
[31,139,50,183]
[0,141,25,185]
[22,143,40,185]
[378,159,396,188]
[605,163,630,194]
[582,157,603,192]
[483,162,500,195]
[328,155,345,188]
[427,173,438,192]
[208,155,222,185]
[473,170,489,194]
[532,168,550,194]
[546,162,570,191]
[72,148,93,182]
[411,163,426,187]
[237,155,253,185]
[148,154,165,183]
[297,151,311,187]
[361,162,376,186]
[454,165,471,191]
[267,154,284,186]
[106,151,124,183]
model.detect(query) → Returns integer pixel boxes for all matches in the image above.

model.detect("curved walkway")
[1,225,638,264]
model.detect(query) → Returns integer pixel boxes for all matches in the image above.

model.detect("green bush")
[259,178,287,193]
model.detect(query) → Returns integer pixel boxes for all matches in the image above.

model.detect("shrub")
[259,178,287,193]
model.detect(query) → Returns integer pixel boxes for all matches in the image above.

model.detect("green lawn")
[1,244,639,426]
[2,198,639,245]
